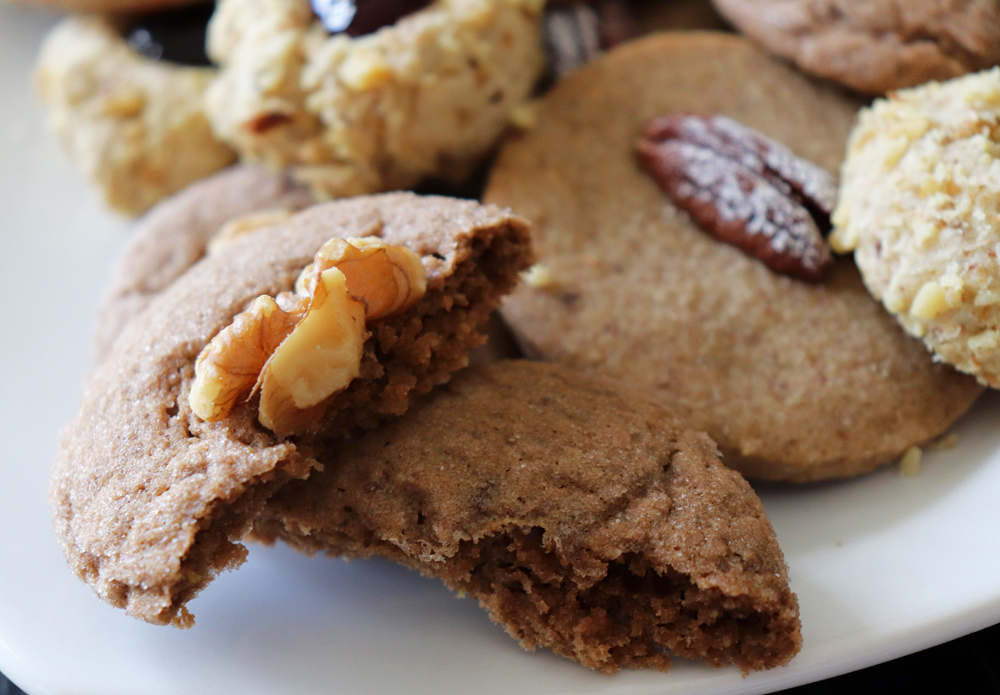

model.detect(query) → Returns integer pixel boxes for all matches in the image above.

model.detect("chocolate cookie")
[35,9,235,215]
[51,193,532,626]
[94,165,314,361]
[257,359,802,673]
[711,0,1000,94]
[484,32,983,482]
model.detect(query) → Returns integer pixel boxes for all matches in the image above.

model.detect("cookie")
[831,68,1000,388]
[711,0,1000,95]
[94,165,314,361]
[466,311,522,365]
[35,8,235,215]
[9,0,197,12]
[256,359,802,673]
[484,32,983,482]
[51,193,533,626]
[635,0,728,34]
[204,0,545,200]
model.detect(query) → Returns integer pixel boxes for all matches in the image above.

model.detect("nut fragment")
[189,295,305,422]
[188,237,427,435]
[309,237,427,320]
[899,446,922,477]
[636,113,836,282]
[257,267,367,436]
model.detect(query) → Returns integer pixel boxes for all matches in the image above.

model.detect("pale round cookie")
[485,32,984,482]
[831,68,1000,389]
[52,193,534,627]
[35,13,235,215]
[711,0,1000,95]
[204,0,545,200]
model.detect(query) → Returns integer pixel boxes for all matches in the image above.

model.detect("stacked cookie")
[39,0,1000,677]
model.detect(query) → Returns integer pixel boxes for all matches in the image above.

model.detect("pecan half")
[637,114,836,282]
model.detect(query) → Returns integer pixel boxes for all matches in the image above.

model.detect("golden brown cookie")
[711,0,1000,94]
[94,165,315,361]
[35,10,236,215]
[51,193,532,626]
[257,359,802,673]
[484,32,983,482]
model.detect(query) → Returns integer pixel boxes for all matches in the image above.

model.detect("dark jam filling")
[311,0,434,37]
[124,2,214,67]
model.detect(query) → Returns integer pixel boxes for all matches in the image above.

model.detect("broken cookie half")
[51,193,533,627]
[256,360,802,673]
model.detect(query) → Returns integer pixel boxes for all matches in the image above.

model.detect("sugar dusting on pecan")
[637,113,836,282]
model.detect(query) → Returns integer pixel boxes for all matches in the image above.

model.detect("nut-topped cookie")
[257,360,802,673]
[204,0,545,200]
[35,7,236,215]
[51,193,532,626]
[832,68,1000,388]
[94,165,315,360]
[485,32,983,482]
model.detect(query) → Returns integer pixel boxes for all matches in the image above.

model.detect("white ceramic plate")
[2,6,1000,695]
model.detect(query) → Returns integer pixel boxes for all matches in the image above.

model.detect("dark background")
[3,620,998,694]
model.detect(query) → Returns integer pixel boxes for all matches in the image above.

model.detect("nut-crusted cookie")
[485,32,983,482]
[831,68,1000,388]
[257,359,802,673]
[94,165,315,361]
[51,193,532,626]
[204,0,545,200]
[711,0,1000,95]
[35,11,235,215]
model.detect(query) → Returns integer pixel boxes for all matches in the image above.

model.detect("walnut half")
[189,236,427,436]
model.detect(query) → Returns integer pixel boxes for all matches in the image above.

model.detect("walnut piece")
[636,113,836,282]
[257,267,367,436]
[207,209,297,255]
[188,237,426,435]
[189,295,305,422]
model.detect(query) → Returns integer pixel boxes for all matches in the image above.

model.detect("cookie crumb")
[522,263,554,288]
[509,102,538,130]
[899,446,922,477]
[925,433,960,451]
